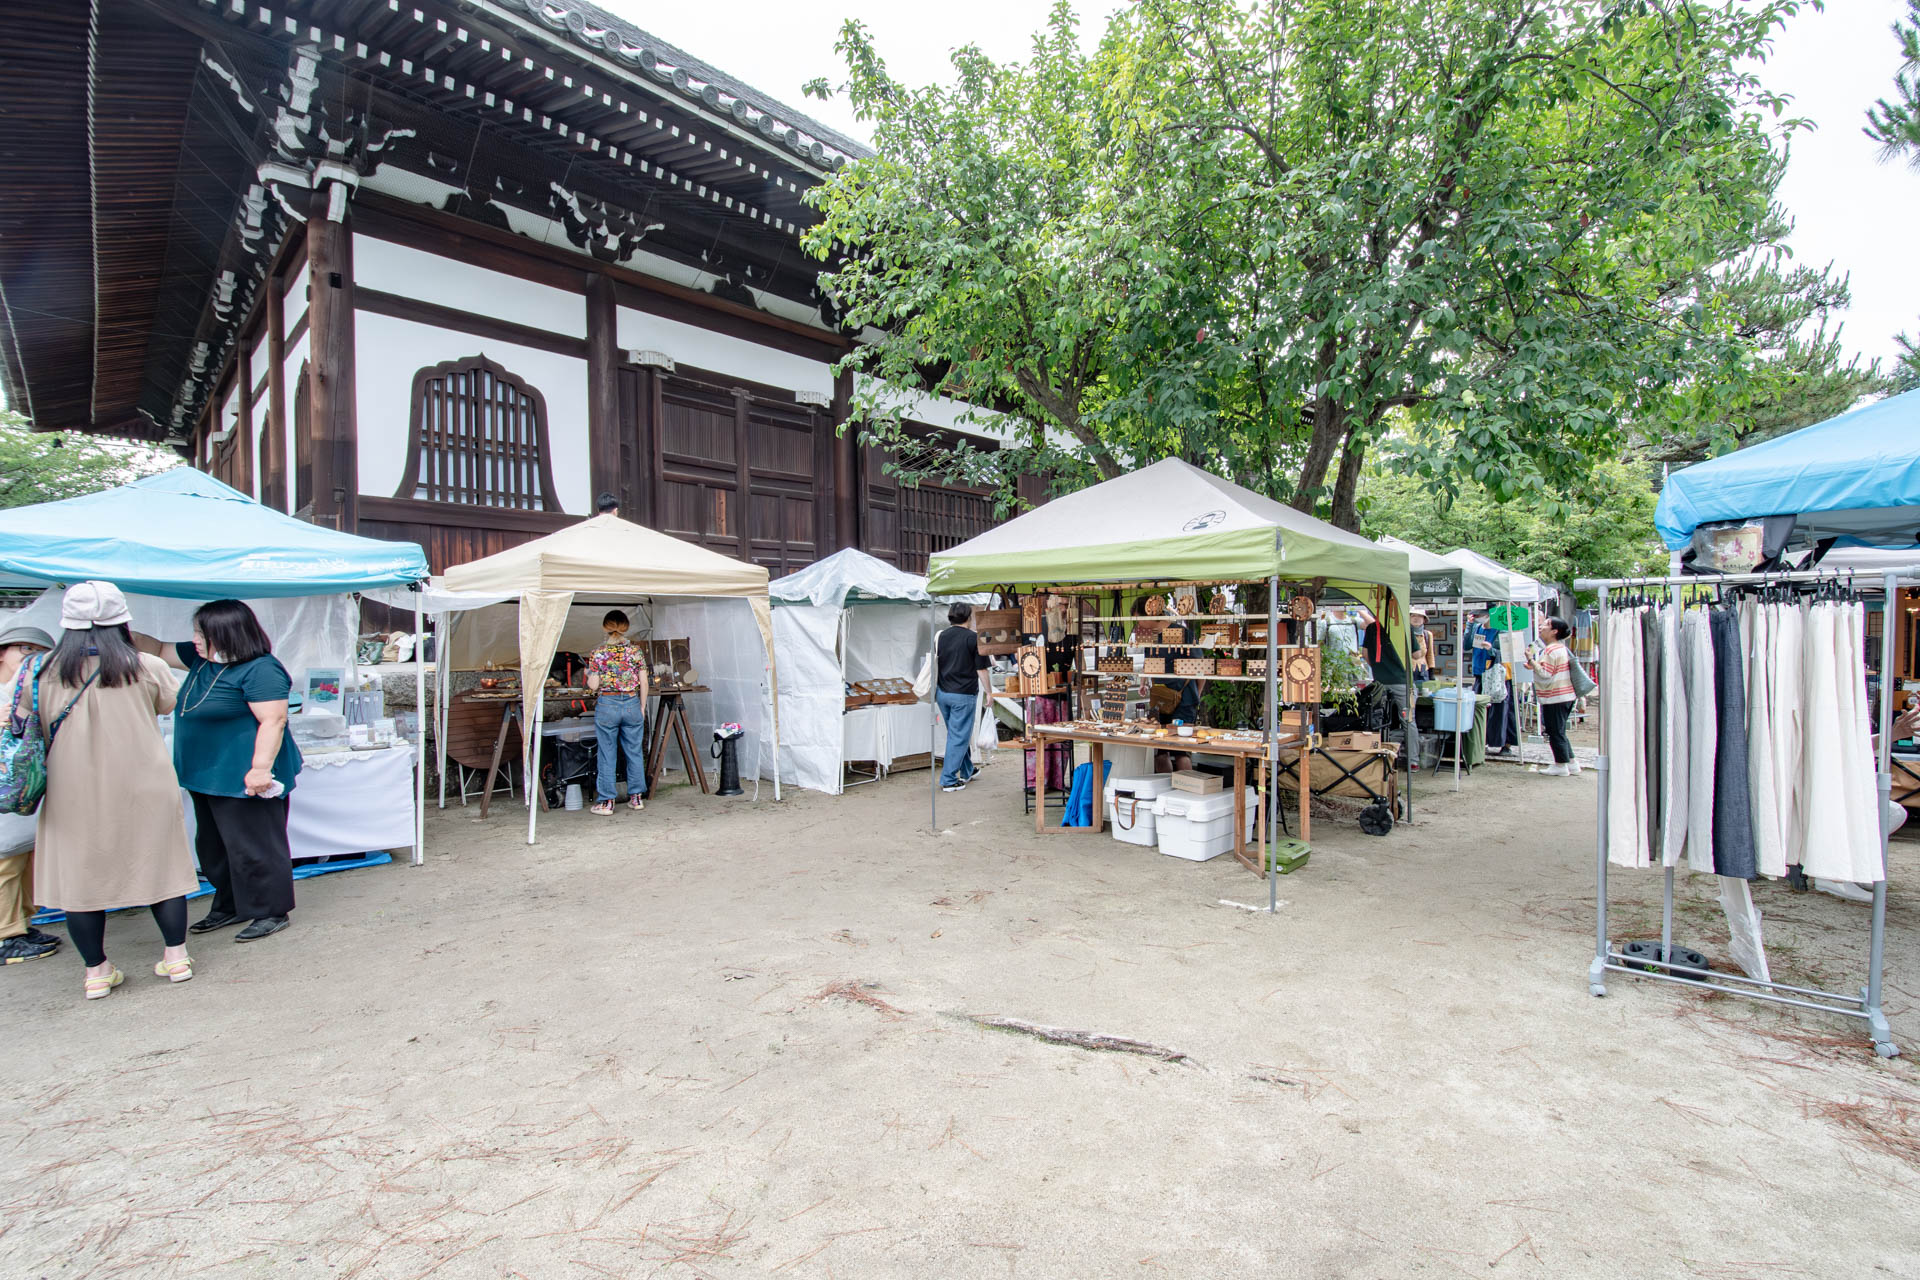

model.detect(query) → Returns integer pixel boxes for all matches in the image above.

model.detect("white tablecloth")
[843,703,935,770]
[182,744,417,861]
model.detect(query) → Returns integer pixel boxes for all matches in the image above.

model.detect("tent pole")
[929,611,938,834]
[1453,599,1464,792]
[1266,575,1279,912]
[436,614,450,809]
[838,609,851,796]
[1402,596,1414,823]
[412,595,425,866]
[1870,571,1898,1056]
[527,690,543,846]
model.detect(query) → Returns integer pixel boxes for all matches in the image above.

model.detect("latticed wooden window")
[396,355,561,510]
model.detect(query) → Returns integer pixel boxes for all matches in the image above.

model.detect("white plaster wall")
[353,235,586,338]
[615,304,833,399]
[279,331,309,514]
[283,267,307,337]
[354,313,590,514]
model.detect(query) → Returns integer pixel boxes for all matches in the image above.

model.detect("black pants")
[189,792,296,920]
[65,898,187,967]
[1541,700,1574,765]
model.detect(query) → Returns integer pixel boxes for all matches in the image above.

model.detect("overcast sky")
[607,0,1917,370]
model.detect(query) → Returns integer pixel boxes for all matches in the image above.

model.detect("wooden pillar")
[306,186,357,531]
[264,275,287,512]
[831,369,856,550]
[585,274,620,511]
[236,341,254,496]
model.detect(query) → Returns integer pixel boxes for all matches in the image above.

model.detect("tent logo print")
[1182,510,1227,532]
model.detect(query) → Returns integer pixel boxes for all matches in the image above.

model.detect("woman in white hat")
[34,582,199,998]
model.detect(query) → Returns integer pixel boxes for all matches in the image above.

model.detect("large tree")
[0,411,176,510]
[1867,0,1920,169]
[806,0,1825,527]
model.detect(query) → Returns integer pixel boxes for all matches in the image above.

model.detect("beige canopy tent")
[436,514,779,842]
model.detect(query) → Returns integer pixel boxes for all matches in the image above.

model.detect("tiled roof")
[506,0,871,169]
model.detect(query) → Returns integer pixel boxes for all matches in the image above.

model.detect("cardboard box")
[1325,731,1380,752]
[1170,769,1224,795]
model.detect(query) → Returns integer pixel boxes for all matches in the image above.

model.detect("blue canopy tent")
[1655,388,1920,551]
[0,468,432,861]
[0,468,427,596]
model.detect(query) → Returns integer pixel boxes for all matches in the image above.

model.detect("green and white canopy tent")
[926,458,1413,909]
[926,458,1412,625]
[1376,534,1511,792]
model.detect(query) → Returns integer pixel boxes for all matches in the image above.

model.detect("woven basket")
[1173,657,1214,677]
[1217,659,1244,677]
[1142,657,1167,675]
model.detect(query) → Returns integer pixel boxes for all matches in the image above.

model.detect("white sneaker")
[1568,760,1583,775]
[1542,763,1569,776]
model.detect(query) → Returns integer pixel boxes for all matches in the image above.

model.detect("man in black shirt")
[936,603,989,791]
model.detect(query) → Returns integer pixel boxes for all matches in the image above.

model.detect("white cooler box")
[1153,789,1258,861]
[1105,774,1174,847]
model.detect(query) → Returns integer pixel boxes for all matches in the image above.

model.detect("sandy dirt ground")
[2,743,1917,1279]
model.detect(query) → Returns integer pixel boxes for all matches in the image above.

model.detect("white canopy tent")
[1443,547,1570,766]
[768,549,937,795]
[386,514,779,844]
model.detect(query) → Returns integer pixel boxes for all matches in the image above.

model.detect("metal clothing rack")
[1576,565,1919,1059]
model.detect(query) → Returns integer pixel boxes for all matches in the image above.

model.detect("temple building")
[0,0,1036,572]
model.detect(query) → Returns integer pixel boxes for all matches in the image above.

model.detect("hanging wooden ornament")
[1281,646,1322,703]
[1209,590,1232,615]
[1144,595,1166,617]
[1021,595,1044,635]
[1289,594,1315,622]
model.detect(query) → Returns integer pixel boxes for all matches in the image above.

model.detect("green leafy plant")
[1320,642,1368,716]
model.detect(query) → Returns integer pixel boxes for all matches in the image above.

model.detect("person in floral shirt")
[586,610,649,815]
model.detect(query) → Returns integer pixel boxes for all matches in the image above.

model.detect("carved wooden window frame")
[395,354,562,511]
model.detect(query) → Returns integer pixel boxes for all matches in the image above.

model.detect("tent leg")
[929,617,939,834]
[527,697,543,846]
[1454,599,1464,792]
[436,618,449,810]
[1267,575,1279,911]
[413,596,425,867]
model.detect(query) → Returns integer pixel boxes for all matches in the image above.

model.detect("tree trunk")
[1329,430,1368,531]
[1291,397,1344,515]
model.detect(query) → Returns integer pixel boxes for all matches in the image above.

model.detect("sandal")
[590,800,615,816]
[84,967,124,1001]
[154,954,194,983]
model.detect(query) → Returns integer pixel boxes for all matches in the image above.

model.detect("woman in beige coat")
[34,583,199,999]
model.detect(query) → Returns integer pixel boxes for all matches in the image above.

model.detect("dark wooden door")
[743,397,824,576]
[655,374,745,558]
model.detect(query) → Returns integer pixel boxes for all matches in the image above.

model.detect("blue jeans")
[936,689,977,787]
[594,694,647,802]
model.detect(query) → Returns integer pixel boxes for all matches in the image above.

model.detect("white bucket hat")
[60,581,133,631]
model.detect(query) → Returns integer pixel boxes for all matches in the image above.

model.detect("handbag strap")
[41,660,100,746]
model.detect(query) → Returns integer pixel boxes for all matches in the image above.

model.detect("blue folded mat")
[31,851,391,926]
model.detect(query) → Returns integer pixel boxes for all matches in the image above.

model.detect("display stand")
[1578,566,1915,1058]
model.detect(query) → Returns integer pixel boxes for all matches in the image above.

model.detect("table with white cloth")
[843,703,935,775]
[180,744,418,861]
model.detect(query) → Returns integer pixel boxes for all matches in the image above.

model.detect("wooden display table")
[1027,722,1311,871]
[475,686,712,816]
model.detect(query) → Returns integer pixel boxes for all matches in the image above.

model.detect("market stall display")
[0,469,431,862]
[927,458,1413,908]
[396,513,779,844]
[767,549,937,795]
[1379,534,1510,790]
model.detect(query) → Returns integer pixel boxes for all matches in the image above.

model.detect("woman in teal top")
[172,600,303,943]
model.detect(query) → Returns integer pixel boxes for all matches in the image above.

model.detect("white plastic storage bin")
[1153,789,1258,862]
[1104,774,1174,847]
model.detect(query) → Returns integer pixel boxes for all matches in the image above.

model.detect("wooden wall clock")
[1281,646,1322,704]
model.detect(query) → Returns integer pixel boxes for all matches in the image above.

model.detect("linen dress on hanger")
[1605,608,1651,869]
[1769,602,1806,873]
[1708,608,1757,880]
[1658,603,1690,868]
[1744,602,1786,879]
[1683,608,1718,874]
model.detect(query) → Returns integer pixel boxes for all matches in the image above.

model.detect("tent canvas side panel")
[655,597,774,785]
[769,605,846,794]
